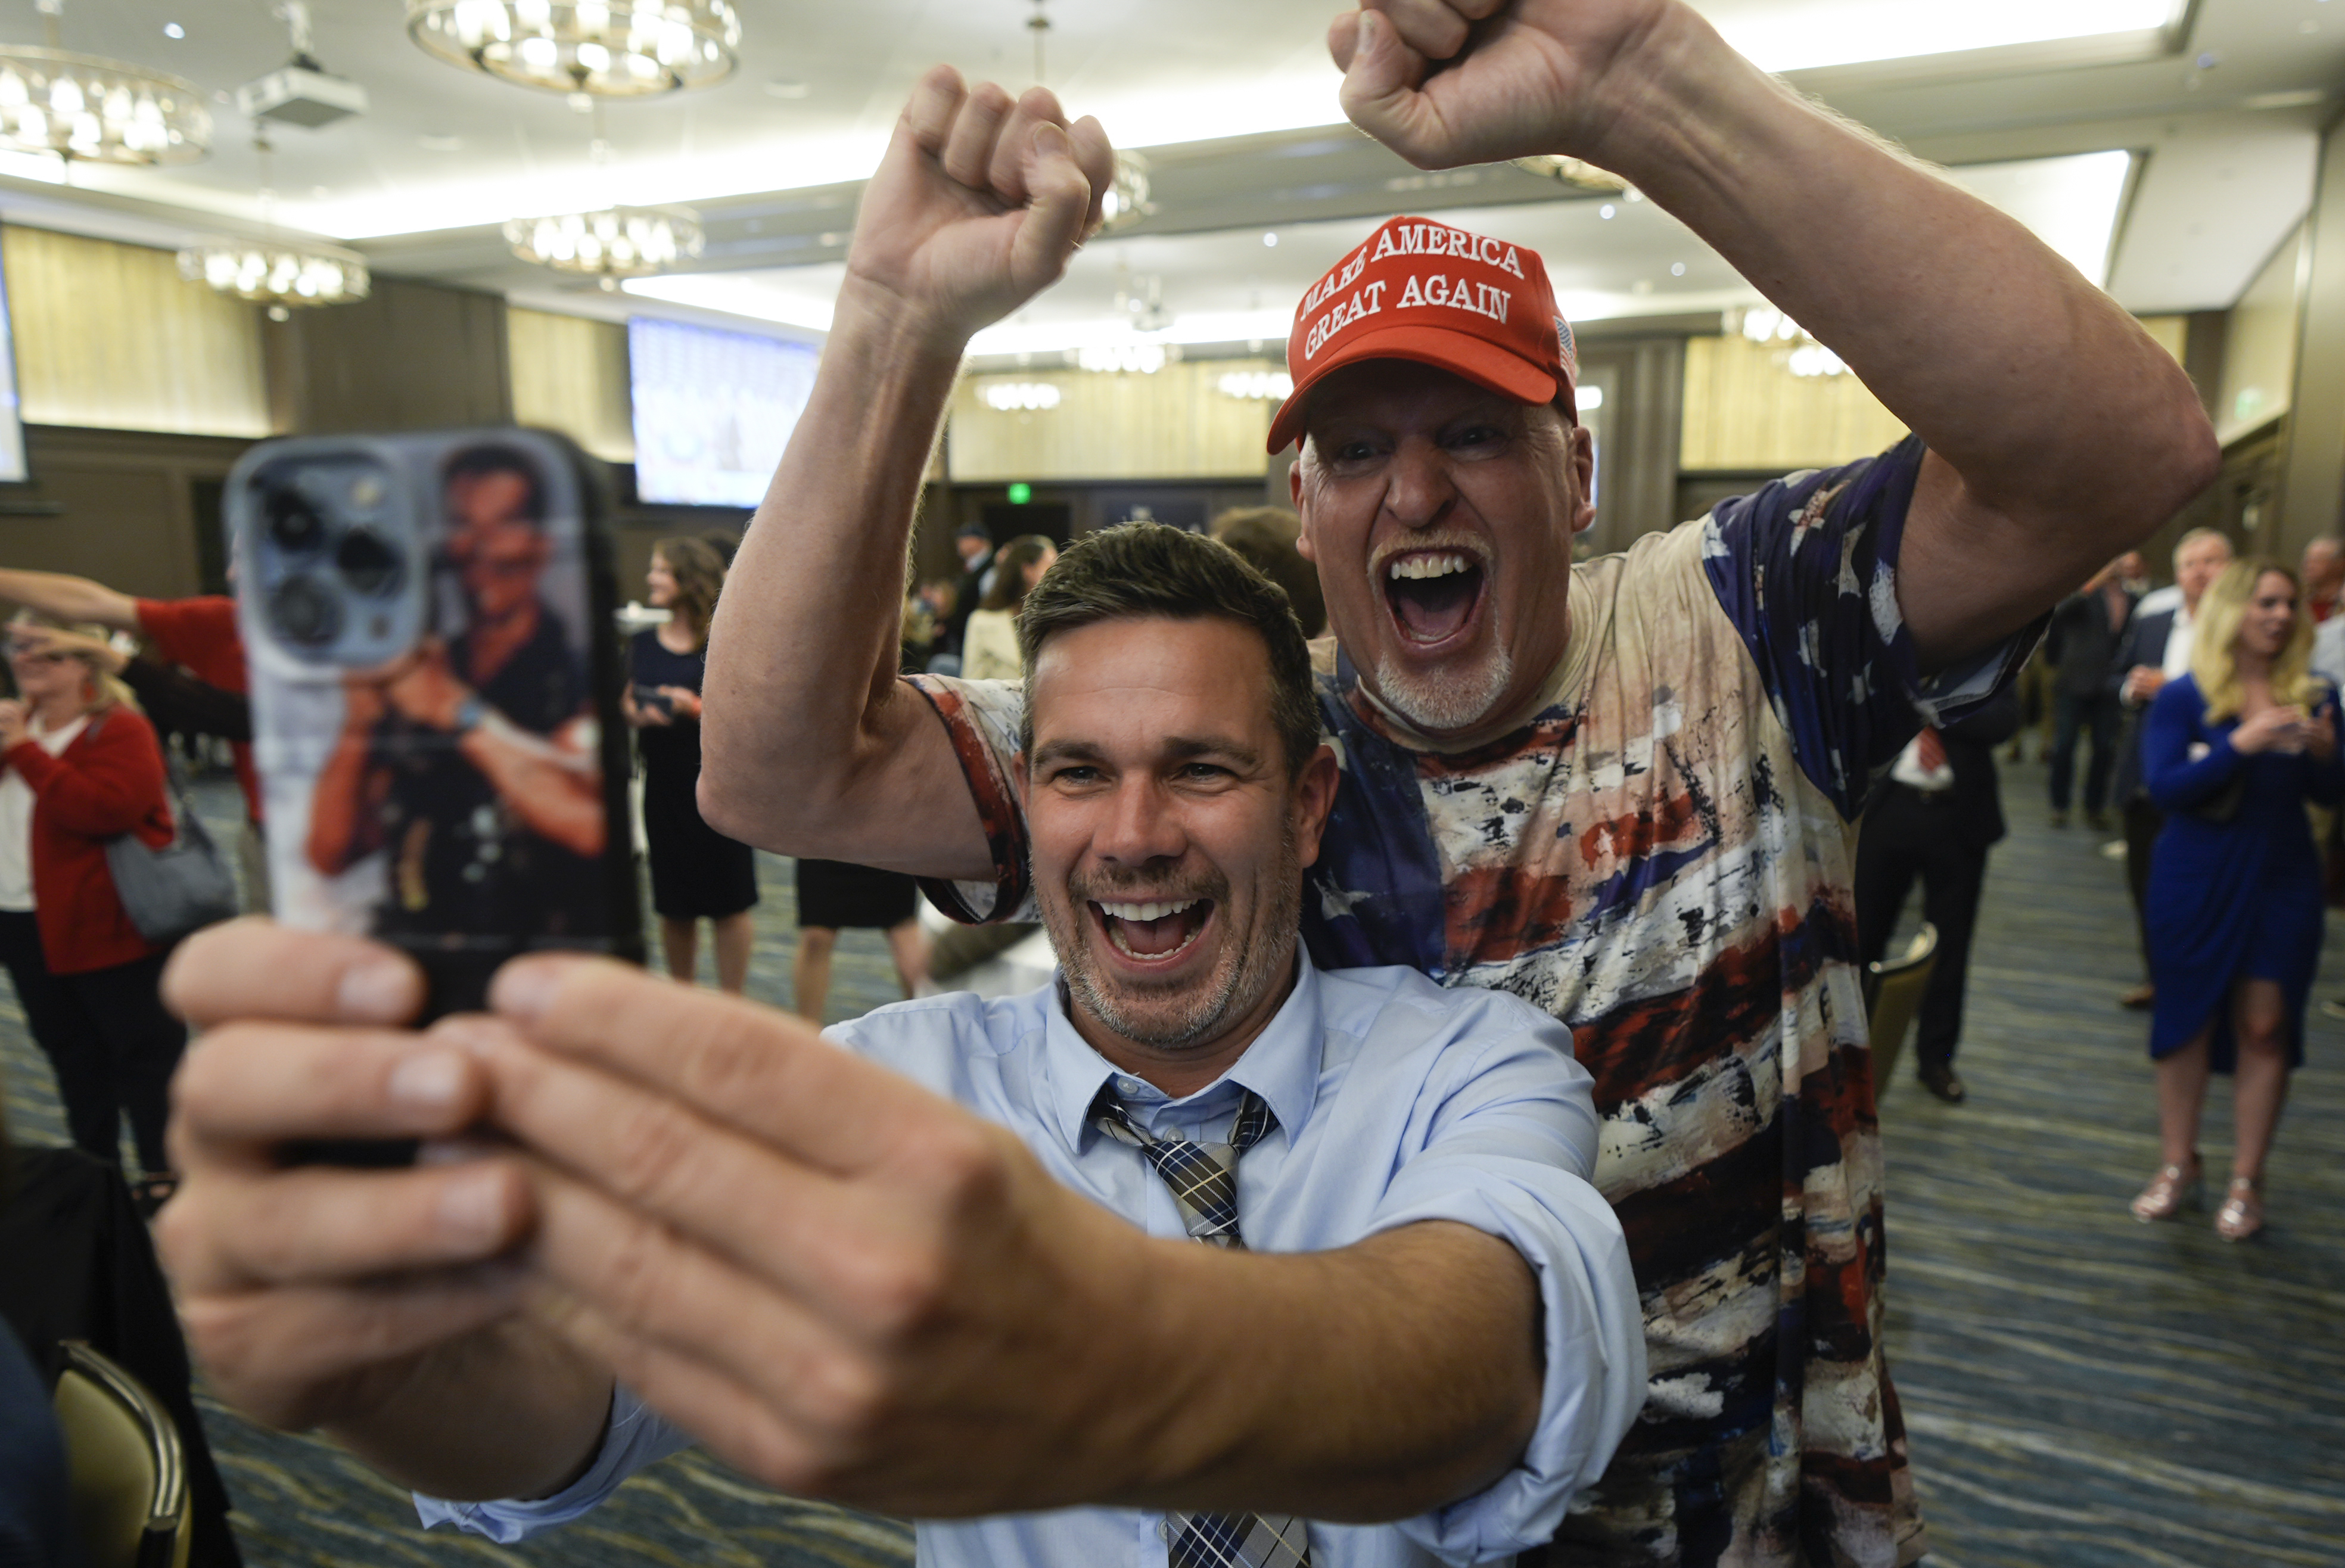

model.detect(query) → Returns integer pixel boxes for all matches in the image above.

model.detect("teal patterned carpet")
[2,766,2340,1566]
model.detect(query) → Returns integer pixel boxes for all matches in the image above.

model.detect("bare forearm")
[700,283,987,872]
[0,568,138,628]
[326,1319,614,1502]
[460,727,606,857]
[1124,1222,1542,1521]
[1591,8,2211,534]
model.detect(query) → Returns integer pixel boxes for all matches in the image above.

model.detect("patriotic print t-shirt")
[907,435,2027,1567]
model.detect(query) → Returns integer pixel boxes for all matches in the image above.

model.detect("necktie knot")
[1088,1084,1276,1249]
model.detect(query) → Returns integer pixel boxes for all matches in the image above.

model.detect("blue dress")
[2141,674,2344,1070]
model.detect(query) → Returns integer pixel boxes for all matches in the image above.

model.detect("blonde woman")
[0,611,185,1207]
[2132,560,2343,1240]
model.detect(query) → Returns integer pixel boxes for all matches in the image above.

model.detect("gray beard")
[1371,645,1516,736]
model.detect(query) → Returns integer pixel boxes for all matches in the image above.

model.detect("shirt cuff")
[1363,1166,1646,1564]
[412,1384,693,1544]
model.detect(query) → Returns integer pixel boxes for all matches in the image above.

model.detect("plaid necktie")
[1091,1083,1310,1567]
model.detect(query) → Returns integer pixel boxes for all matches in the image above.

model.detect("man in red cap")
[157,4,2216,1566]
[685,7,2209,1565]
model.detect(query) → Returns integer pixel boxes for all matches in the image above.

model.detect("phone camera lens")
[268,575,342,648]
[264,486,326,556]
[336,529,402,596]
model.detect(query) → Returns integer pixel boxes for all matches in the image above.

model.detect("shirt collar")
[1040,945,1326,1152]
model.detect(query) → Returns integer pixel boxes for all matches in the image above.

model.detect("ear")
[1288,743,1341,870]
[1566,424,1597,538]
[1291,459,1318,564]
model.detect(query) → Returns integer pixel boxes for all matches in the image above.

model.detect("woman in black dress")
[626,537,758,991]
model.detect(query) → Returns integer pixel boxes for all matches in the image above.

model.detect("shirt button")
[1116,1077,1144,1096]
[1156,1519,1171,1542]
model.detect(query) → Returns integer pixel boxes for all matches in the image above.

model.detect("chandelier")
[505,205,704,286]
[1097,153,1152,232]
[1735,305,1848,378]
[177,241,369,319]
[406,0,742,97]
[1511,154,1628,194]
[0,0,209,166]
[178,132,368,320]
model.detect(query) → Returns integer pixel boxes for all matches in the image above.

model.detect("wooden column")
[265,275,513,434]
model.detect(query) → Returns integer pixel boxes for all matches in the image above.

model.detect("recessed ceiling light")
[163,22,185,39]
[1671,262,1687,276]
[764,79,810,99]
[418,133,465,153]
[1262,232,1277,247]
[1599,203,1617,219]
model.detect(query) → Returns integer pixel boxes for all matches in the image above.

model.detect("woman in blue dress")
[2132,559,2343,1240]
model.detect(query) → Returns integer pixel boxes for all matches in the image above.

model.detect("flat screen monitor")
[627,316,817,507]
[0,232,27,484]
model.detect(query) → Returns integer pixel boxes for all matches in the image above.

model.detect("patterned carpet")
[3,766,2340,1566]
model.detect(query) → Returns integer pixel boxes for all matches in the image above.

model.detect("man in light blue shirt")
[155,463,1640,1564]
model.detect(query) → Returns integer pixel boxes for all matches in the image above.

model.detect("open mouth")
[1382,550,1486,648]
[1090,897,1215,963]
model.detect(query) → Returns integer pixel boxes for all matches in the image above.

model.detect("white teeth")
[1387,552,1473,581]
[1097,898,1199,923]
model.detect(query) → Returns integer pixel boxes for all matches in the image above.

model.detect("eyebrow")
[1028,735,1264,770]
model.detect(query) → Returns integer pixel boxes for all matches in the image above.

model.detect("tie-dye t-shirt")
[907,436,2027,1567]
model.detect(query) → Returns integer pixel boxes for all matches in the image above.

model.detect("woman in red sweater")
[0,614,185,1202]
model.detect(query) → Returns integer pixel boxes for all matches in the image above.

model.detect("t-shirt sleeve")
[412,1383,693,1543]
[1699,434,2040,817]
[133,596,245,693]
[903,672,1036,923]
[1357,995,1646,1563]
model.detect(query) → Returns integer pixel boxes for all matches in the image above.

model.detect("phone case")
[228,427,644,1021]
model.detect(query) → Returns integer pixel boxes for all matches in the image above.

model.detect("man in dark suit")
[1855,687,2023,1103]
[2107,527,2235,1008]
[2042,558,2139,829]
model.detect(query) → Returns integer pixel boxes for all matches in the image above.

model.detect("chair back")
[52,1340,192,1568]
[1863,923,1940,1091]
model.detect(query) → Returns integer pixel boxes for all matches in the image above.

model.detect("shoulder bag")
[98,722,240,943]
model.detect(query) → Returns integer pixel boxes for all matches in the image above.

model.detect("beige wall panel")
[2136,315,2190,365]
[948,360,1274,482]
[509,307,635,463]
[1680,334,1908,472]
[2,225,268,438]
[2219,225,2306,446]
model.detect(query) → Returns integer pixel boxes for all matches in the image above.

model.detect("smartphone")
[629,682,676,717]
[229,428,644,1124]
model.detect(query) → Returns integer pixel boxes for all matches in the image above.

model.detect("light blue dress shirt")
[417,951,1645,1566]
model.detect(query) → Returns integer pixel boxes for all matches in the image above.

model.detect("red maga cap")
[1267,214,1577,454]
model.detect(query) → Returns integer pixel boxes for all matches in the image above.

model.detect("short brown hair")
[654,536,727,648]
[1210,506,1326,638]
[1016,523,1322,776]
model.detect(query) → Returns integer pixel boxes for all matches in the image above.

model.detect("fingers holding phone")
[156,921,536,1432]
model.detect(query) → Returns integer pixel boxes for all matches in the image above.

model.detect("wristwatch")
[452,693,488,735]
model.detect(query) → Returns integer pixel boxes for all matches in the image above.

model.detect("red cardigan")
[4,705,175,975]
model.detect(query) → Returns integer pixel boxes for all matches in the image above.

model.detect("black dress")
[630,629,758,919]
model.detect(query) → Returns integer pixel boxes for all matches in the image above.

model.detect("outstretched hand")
[1330,0,1675,170]
[845,67,1115,347]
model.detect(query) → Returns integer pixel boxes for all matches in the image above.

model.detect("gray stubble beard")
[1371,645,1516,735]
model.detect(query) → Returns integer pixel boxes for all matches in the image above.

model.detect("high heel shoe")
[2214,1177,2264,1242]
[2129,1157,2201,1222]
